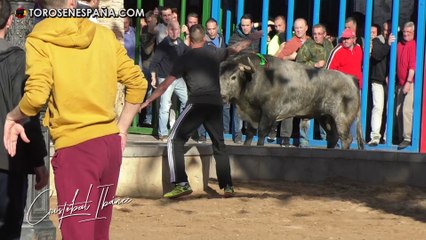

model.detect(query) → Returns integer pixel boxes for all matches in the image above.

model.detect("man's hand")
[118,132,127,151]
[34,166,49,190]
[151,75,157,89]
[403,82,412,94]
[248,30,263,41]
[314,60,325,68]
[181,25,189,35]
[139,100,152,112]
[387,33,396,46]
[4,119,29,157]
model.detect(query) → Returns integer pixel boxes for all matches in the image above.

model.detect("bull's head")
[220,57,256,103]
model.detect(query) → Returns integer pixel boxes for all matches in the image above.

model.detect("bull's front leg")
[244,123,257,146]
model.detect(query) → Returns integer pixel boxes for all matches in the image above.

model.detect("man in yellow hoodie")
[3,0,147,239]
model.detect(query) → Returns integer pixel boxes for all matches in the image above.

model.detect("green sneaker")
[223,185,235,198]
[164,183,193,199]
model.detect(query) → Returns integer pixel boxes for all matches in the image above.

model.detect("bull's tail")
[356,105,364,150]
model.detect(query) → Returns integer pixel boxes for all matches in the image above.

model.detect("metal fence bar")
[313,0,321,25]
[385,0,399,149]
[260,0,270,54]
[338,0,346,37]
[211,0,221,24]
[237,0,244,25]
[225,0,232,44]
[361,0,373,139]
[411,0,426,152]
[286,0,295,40]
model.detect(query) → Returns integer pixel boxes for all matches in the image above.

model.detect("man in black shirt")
[140,24,258,198]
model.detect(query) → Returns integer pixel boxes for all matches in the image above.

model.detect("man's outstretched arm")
[139,75,177,111]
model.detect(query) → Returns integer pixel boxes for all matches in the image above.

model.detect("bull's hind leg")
[318,116,339,149]
[244,123,257,146]
[334,118,353,150]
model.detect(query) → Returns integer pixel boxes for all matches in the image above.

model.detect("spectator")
[368,24,395,146]
[140,10,158,126]
[229,13,260,53]
[276,18,310,147]
[3,0,148,238]
[227,13,260,143]
[182,12,199,46]
[155,6,173,44]
[149,21,189,142]
[123,17,141,67]
[345,16,364,49]
[171,8,178,22]
[395,22,416,150]
[266,15,286,143]
[326,28,363,142]
[296,23,334,147]
[267,15,286,55]
[0,1,48,238]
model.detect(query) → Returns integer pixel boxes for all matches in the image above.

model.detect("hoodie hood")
[0,45,23,62]
[28,18,95,49]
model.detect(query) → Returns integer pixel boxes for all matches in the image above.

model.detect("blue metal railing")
[143,0,426,153]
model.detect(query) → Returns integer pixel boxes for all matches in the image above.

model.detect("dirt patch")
[49,179,426,240]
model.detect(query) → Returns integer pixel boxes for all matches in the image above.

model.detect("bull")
[219,53,364,150]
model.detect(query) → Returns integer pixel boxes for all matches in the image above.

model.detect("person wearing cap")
[325,28,363,143]
[326,28,363,86]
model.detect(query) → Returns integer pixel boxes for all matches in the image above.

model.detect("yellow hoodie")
[19,18,147,150]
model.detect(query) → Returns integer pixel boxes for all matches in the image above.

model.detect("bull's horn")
[247,57,256,73]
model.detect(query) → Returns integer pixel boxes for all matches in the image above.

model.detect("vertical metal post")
[338,0,347,37]
[385,0,400,148]
[260,0,270,54]
[313,0,321,25]
[202,0,212,26]
[420,2,426,152]
[361,0,373,139]
[286,0,295,41]
[412,0,426,152]
[212,0,221,23]
[225,0,232,44]
[180,0,187,40]
[129,0,144,133]
[237,0,244,25]
[307,0,321,143]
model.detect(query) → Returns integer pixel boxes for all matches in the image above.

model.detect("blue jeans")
[299,120,326,147]
[158,77,188,136]
[142,67,152,124]
[223,103,242,135]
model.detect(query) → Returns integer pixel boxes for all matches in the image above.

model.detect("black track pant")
[167,103,233,189]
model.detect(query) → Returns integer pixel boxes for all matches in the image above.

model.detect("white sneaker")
[367,139,379,147]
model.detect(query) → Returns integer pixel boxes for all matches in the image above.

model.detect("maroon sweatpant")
[51,134,122,240]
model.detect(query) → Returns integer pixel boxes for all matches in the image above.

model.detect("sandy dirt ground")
[48,179,426,240]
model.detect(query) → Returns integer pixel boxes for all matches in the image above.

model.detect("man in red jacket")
[395,22,416,150]
[326,28,363,143]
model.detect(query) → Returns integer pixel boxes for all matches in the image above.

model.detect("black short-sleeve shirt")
[170,44,228,105]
